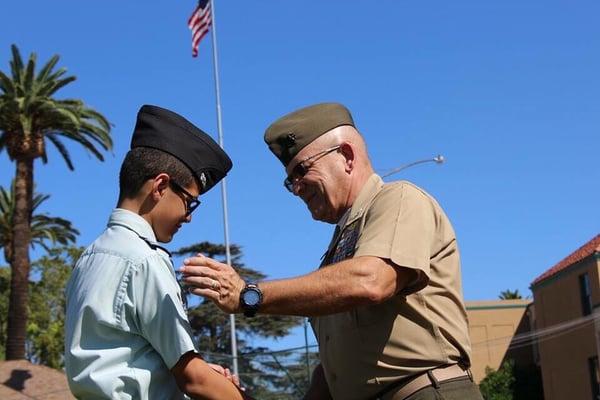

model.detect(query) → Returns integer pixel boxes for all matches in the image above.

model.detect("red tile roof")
[531,233,600,287]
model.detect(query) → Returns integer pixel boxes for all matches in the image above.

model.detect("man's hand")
[179,254,246,313]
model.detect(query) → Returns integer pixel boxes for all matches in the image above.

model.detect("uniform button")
[325,335,330,341]
[330,372,337,381]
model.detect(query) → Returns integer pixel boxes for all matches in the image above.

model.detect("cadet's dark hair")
[118,147,195,202]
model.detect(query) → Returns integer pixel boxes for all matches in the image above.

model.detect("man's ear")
[150,173,170,201]
[339,142,355,173]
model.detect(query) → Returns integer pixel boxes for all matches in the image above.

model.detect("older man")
[181,103,483,400]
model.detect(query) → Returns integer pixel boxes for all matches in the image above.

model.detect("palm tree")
[0,182,79,264]
[0,44,112,359]
[499,289,523,300]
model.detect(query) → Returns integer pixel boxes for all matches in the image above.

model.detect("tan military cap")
[264,102,355,166]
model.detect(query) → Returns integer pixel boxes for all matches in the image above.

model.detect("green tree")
[0,44,112,359]
[0,181,79,264]
[0,247,80,366]
[479,359,515,400]
[254,348,320,399]
[27,246,82,368]
[499,289,522,300]
[174,242,303,398]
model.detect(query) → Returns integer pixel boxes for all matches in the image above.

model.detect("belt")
[381,364,471,400]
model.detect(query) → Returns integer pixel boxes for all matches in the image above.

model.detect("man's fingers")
[183,275,220,290]
[190,287,220,301]
[180,265,218,280]
[183,255,225,271]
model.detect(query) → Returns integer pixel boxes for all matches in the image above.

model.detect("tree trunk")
[6,158,33,360]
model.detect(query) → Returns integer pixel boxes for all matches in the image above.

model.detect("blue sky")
[1,1,599,351]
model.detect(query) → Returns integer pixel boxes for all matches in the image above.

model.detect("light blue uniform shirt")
[65,208,197,399]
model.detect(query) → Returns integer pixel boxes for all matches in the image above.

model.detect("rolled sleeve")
[354,183,435,291]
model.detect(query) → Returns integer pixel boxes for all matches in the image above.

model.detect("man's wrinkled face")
[285,144,346,224]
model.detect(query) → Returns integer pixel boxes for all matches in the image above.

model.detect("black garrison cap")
[130,105,232,194]
[264,102,355,166]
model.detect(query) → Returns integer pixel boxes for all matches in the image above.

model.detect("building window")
[589,357,600,400]
[580,273,593,316]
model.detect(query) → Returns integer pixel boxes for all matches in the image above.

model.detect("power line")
[471,311,600,350]
[198,344,319,360]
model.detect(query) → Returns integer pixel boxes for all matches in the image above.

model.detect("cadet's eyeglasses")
[284,145,341,192]
[170,180,201,216]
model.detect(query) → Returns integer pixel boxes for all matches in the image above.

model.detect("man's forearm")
[259,266,361,316]
[181,254,414,316]
[259,256,408,316]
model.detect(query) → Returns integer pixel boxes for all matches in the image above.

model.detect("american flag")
[188,0,212,57]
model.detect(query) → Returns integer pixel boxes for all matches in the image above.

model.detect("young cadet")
[65,105,247,399]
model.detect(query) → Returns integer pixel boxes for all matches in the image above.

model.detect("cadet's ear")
[150,173,170,201]
[339,142,355,173]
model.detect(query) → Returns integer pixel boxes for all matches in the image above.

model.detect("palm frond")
[36,54,60,84]
[41,67,67,88]
[0,185,13,215]
[79,122,113,150]
[55,130,105,161]
[46,76,76,96]
[31,215,79,245]
[0,182,79,254]
[23,52,37,94]
[31,191,51,213]
[9,44,24,82]
[81,107,112,131]
[45,133,74,170]
[0,70,15,95]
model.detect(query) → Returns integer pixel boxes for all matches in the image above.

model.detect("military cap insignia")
[284,133,296,148]
[200,172,207,190]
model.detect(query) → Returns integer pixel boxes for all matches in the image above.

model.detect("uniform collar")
[342,174,384,228]
[108,208,157,244]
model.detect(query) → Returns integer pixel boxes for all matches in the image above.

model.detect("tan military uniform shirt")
[311,174,471,400]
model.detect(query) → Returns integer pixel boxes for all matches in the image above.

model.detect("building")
[466,299,535,383]
[530,233,600,400]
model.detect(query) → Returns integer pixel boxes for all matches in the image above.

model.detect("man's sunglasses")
[284,145,341,192]
[170,180,201,216]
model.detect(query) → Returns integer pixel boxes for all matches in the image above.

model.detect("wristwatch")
[240,283,263,317]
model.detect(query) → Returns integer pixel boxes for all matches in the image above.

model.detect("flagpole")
[208,0,239,377]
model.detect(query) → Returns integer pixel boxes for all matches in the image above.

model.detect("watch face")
[243,290,261,306]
